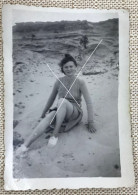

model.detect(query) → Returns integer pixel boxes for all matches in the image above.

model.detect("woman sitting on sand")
[17,54,96,153]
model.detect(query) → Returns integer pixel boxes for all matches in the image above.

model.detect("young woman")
[17,54,96,153]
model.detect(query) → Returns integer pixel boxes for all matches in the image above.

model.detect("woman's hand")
[86,122,96,133]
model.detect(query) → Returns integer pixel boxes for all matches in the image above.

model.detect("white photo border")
[2,5,135,190]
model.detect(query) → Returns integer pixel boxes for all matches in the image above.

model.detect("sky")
[12,8,118,26]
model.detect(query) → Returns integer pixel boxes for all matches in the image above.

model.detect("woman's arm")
[80,79,96,133]
[41,80,59,118]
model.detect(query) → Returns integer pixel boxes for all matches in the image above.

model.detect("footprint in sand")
[30,80,34,82]
[17,90,21,93]
[114,164,119,170]
[94,113,98,116]
[27,162,32,167]
[83,169,87,172]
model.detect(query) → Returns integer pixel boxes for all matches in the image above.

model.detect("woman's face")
[63,61,77,76]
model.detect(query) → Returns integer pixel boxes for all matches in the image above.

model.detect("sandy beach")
[13,19,120,178]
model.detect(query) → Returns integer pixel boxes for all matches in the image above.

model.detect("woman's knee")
[59,99,74,117]
[44,111,56,122]
[57,98,68,108]
[57,98,74,115]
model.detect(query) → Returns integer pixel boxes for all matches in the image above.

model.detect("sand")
[13,56,120,178]
[13,20,120,178]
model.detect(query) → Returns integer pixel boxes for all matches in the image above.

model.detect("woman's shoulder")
[54,76,65,86]
[57,76,65,84]
[77,78,86,85]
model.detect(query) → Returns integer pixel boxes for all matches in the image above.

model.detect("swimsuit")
[48,76,83,132]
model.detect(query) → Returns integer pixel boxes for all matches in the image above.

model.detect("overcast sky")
[12,8,118,26]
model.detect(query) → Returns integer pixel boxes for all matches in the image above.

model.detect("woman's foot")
[15,144,28,157]
[47,136,58,148]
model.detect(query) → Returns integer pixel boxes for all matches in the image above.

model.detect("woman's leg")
[52,98,77,137]
[24,111,56,148]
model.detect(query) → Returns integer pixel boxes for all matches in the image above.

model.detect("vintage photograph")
[3,5,134,190]
[12,9,120,178]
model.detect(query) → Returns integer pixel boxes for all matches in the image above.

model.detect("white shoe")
[16,144,28,157]
[48,136,58,148]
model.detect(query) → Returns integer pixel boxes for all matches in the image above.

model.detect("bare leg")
[24,111,56,148]
[52,98,74,137]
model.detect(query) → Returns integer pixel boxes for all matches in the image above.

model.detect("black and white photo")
[3,5,134,190]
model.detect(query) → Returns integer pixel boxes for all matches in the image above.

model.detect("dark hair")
[59,54,77,73]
